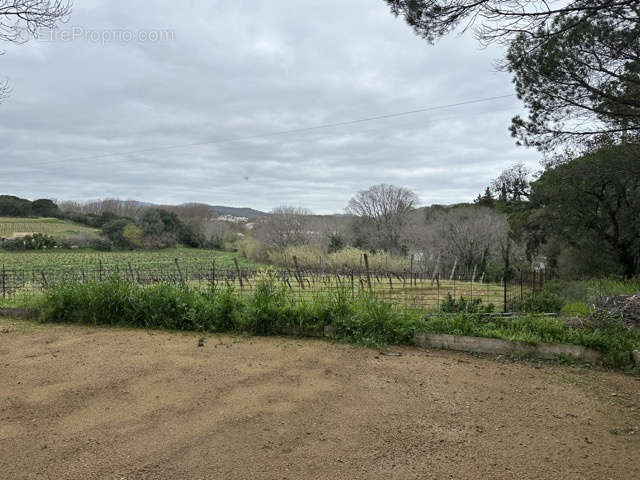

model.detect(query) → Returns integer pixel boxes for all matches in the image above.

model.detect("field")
[1,318,638,480]
[0,217,98,238]
[0,247,263,270]
[0,247,509,310]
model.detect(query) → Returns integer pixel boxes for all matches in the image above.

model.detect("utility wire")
[12,93,516,169]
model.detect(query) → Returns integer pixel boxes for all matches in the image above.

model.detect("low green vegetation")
[421,312,639,368]
[27,275,640,369]
[247,244,413,273]
[0,248,264,270]
[512,277,640,315]
[0,217,98,239]
[33,275,419,347]
[439,294,495,314]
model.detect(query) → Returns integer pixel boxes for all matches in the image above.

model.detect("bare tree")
[428,206,508,272]
[202,220,233,247]
[1,1,71,44]
[0,78,9,102]
[58,198,146,219]
[159,202,214,235]
[254,206,313,250]
[405,205,526,276]
[1,1,71,101]
[347,184,418,253]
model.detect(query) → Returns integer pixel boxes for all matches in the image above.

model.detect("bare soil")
[1,318,639,479]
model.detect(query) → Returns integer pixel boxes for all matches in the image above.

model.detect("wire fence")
[0,257,552,312]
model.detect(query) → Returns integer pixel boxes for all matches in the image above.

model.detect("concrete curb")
[414,332,602,364]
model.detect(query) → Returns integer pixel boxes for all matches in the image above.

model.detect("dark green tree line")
[513,144,640,276]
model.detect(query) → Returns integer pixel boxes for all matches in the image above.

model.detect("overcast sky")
[1,0,540,214]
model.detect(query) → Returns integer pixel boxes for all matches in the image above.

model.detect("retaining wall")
[414,332,602,364]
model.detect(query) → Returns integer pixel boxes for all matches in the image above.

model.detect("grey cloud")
[0,0,539,213]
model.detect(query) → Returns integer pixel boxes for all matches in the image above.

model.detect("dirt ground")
[1,318,639,480]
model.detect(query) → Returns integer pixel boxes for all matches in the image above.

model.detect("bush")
[440,294,494,314]
[560,302,591,317]
[240,273,290,335]
[513,290,564,313]
[90,237,112,251]
[102,219,137,249]
[34,274,422,347]
[1,233,57,250]
[237,237,270,262]
[332,294,420,346]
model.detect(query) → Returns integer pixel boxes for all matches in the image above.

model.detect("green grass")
[0,247,264,270]
[24,276,640,369]
[0,217,98,238]
[420,312,640,368]
[32,276,418,348]
[541,277,640,304]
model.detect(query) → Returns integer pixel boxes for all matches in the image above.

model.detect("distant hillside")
[208,206,269,219]
[124,201,269,219]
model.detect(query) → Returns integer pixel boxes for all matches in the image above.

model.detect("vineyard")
[0,217,97,238]
[0,247,542,312]
[0,248,261,270]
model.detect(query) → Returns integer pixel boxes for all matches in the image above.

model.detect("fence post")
[410,254,414,280]
[363,253,372,293]
[128,262,135,283]
[1,264,5,299]
[233,257,243,289]
[292,256,305,290]
[99,260,103,282]
[503,275,508,313]
[211,259,216,289]
[449,258,457,281]
[431,254,440,286]
[350,270,355,299]
[174,258,185,285]
[520,271,523,304]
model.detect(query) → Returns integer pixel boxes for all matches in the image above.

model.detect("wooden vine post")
[363,253,372,293]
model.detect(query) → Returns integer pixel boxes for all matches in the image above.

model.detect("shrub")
[513,290,564,313]
[328,234,345,253]
[1,233,57,251]
[90,237,112,251]
[560,302,591,317]
[332,293,420,346]
[122,224,144,248]
[439,294,494,314]
[102,219,137,249]
[237,237,270,262]
[240,273,290,335]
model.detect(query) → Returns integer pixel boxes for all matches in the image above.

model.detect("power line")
[13,93,516,169]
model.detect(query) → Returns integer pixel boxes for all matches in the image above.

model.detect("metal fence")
[0,258,552,312]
